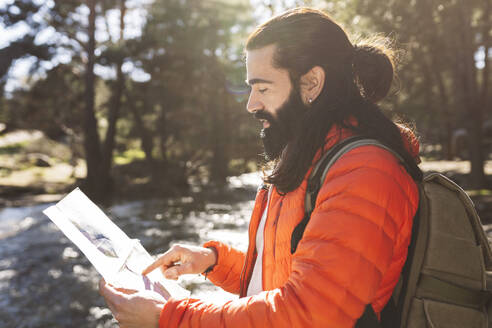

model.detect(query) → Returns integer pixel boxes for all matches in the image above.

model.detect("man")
[100,7,421,327]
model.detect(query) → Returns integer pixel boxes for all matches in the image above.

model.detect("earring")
[308,98,313,104]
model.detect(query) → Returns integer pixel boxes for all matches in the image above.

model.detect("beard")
[254,89,307,161]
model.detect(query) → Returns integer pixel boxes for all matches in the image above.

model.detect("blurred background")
[0,0,490,327]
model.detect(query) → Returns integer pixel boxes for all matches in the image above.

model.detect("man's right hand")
[142,244,217,280]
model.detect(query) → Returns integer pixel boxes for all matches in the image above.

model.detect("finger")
[143,248,182,275]
[105,298,118,314]
[100,288,119,317]
[99,278,113,298]
[99,281,128,304]
[98,278,106,293]
[142,247,182,275]
[163,262,194,280]
[160,264,178,277]
[114,287,138,295]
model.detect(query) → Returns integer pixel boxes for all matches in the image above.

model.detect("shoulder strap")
[291,135,366,254]
[292,137,406,254]
[291,137,410,326]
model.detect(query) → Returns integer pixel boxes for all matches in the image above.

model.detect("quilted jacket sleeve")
[201,240,245,294]
[159,146,419,328]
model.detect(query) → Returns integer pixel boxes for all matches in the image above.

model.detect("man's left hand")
[99,279,166,328]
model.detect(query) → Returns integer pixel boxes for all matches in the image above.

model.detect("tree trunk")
[432,62,454,160]
[154,105,169,185]
[209,98,229,185]
[100,0,127,198]
[83,0,102,198]
[157,109,168,168]
[458,0,486,188]
[479,0,491,112]
[210,114,228,185]
[469,116,486,187]
[127,94,155,168]
[419,0,455,160]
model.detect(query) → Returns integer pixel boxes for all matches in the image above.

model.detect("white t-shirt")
[246,187,271,296]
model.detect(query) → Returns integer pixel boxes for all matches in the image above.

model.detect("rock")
[28,153,53,167]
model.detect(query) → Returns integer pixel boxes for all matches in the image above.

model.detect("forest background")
[0,0,491,203]
[0,1,491,326]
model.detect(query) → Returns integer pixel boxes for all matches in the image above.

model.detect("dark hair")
[246,8,422,194]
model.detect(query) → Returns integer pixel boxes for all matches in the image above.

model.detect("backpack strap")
[291,135,367,254]
[418,273,491,307]
[292,137,492,327]
[307,137,408,214]
[290,137,410,327]
[291,137,406,254]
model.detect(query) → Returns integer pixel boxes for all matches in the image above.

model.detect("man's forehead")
[246,44,280,84]
[246,44,277,64]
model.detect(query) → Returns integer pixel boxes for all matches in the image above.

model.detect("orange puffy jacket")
[159,124,420,327]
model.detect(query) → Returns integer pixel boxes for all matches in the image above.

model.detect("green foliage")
[6,0,488,191]
[344,0,490,166]
[0,1,53,79]
[0,143,24,155]
[114,148,146,165]
[119,0,257,183]
[5,64,85,139]
[1,0,261,192]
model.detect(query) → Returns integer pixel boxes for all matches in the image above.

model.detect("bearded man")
[100,7,422,328]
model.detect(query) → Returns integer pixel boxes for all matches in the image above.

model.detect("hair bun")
[353,41,395,103]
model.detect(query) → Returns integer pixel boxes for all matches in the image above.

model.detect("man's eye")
[259,88,268,94]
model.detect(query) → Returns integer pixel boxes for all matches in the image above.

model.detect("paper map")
[43,188,190,299]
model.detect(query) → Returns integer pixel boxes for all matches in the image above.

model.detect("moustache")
[253,110,275,123]
[254,111,276,140]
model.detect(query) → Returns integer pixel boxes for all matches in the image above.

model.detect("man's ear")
[299,66,325,105]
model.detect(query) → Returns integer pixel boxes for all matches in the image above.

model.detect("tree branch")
[480,0,491,106]
[62,29,89,53]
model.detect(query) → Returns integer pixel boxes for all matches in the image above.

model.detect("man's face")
[246,44,306,160]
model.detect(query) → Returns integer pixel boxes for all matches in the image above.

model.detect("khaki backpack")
[290,137,492,327]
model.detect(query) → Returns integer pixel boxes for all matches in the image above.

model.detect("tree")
[1,0,263,198]
[0,1,53,79]
[126,0,254,186]
[81,0,103,198]
[43,0,131,200]
[354,0,491,187]
[99,0,128,197]
[0,0,53,132]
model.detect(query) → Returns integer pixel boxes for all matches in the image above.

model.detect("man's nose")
[246,92,263,114]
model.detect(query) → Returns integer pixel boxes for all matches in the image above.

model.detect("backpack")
[290,136,492,327]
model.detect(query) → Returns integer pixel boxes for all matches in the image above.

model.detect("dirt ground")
[2,129,492,223]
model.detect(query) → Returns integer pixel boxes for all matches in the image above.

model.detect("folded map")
[43,188,190,299]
